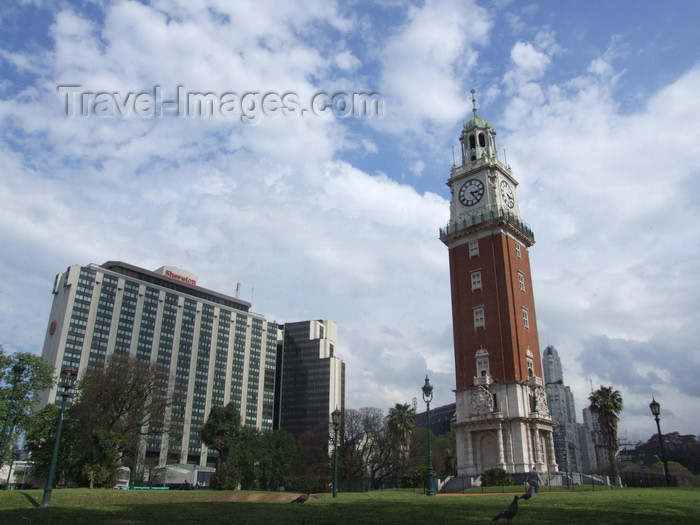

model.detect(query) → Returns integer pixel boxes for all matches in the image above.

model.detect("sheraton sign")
[165,269,197,285]
[155,266,199,286]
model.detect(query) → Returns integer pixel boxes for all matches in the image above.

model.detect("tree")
[338,408,367,487]
[386,403,416,484]
[23,405,66,479]
[231,426,261,490]
[589,385,623,478]
[435,430,458,477]
[256,429,297,490]
[387,403,415,456]
[77,429,123,489]
[336,407,398,489]
[201,402,242,461]
[632,432,700,475]
[407,428,457,488]
[201,402,244,489]
[0,347,55,466]
[294,420,333,492]
[65,353,178,487]
[201,404,298,490]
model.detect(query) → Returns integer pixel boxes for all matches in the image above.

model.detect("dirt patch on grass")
[225,492,309,503]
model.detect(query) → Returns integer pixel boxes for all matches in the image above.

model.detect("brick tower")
[439,93,556,477]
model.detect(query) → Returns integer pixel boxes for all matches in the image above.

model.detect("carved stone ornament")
[470,385,494,416]
[533,385,550,416]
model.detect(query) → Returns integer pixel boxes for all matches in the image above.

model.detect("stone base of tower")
[454,380,558,477]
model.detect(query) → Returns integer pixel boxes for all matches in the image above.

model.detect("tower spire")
[470,88,477,118]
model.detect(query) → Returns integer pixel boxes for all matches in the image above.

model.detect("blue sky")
[1,0,699,442]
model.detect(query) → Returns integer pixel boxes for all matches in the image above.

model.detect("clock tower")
[440,93,557,478]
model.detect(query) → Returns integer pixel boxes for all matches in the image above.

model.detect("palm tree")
[387,403,416,460]
[588,386,623,479]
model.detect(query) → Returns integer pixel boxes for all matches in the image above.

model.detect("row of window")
[468,239,523,259]
[473,306,529,329]
[470,269,526,293]
[62,271,279,438]
[475,347,535,380]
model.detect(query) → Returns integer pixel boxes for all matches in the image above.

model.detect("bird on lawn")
[493,495,519,523]
[520,490,532,500]
[291,493,309,503]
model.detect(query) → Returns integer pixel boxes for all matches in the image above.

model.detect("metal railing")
[440,206,535,243]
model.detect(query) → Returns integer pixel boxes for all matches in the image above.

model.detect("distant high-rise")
[542,344,564,384]
[582,406,605,471]
[276,320,345,439]
[582,407,601,433]
[40,261,279,466]
[542,345,601,473]
[543,346,576,424]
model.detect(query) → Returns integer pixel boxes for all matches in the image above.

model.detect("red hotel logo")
[165,270,197,285]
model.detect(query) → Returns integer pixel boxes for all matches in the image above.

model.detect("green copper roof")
[464,90,493,132]
[463,115,492,132]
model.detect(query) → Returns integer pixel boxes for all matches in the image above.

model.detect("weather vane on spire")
[470,88,477,117]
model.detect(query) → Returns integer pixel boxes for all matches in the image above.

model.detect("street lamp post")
[0,357,26,469]
[422,375,435,496]
[129,418,143,489]
[40,367,77,508]
[331,408,342,498]
[648,398,671,487]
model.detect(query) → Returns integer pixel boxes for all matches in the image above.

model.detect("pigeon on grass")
[493,495,519,523]
[291,493,309,503]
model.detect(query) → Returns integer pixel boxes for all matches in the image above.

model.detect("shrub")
[481,467,513,486]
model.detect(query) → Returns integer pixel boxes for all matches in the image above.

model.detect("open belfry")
[439,92,557,477]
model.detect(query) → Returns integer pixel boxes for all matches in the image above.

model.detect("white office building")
[40,261,279,466]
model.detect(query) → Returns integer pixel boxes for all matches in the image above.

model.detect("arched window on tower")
[526,349,534,378]
[478,133,486,147]
[469,134,476,149]
[475,347,491,385]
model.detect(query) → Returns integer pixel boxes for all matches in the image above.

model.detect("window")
[469,240,479,257]
[515,242,522,259]
[471,270,482,292]
[474,307,485,328]
[522,307,529,329]
[478,133,486,147]
[475,347,489,377]
[469,134,476,149]
[518,271,525,292]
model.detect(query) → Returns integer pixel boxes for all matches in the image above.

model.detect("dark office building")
[416,402,456,436]
[275,320,345,439]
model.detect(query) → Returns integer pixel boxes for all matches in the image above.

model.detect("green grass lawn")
[0,487,698,524]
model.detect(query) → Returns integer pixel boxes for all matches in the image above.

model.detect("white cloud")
[335,49,362,71]
[503,41,551,92]
[377,0,492,135]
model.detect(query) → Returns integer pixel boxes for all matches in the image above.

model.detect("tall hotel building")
[40,261,279,466]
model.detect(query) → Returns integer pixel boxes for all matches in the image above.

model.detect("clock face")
[458,178,485,207]
[500,180,515,208]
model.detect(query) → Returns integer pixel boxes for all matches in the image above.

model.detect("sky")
[1,0,699,443]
